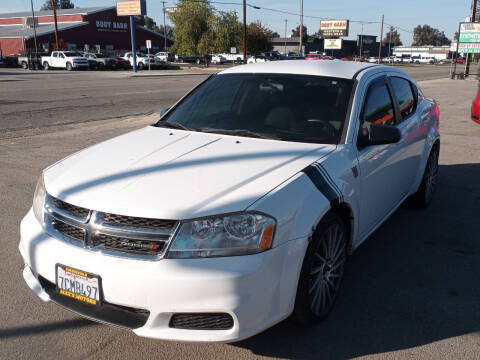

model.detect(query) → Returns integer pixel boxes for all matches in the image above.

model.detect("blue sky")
[1,0,472,45]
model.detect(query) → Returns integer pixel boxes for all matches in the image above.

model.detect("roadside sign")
[459,22,480,43]
[320,20,349,37]
[164,7,177,13]
[324,38,342,50]
[231,47,237,54]
[116,0,147,16]
[146,40,152,49]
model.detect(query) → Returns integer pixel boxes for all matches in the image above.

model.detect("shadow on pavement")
[0,318,97,339]
[233,163,480,359]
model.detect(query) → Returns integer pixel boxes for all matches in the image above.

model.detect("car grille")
[46,196,177,259]
[92,233,167,255]
[50,197,89,220]
[169,313,234,330]
[52,219,85,242]
[102,213,176,231]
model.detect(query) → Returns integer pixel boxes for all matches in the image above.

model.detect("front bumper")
[19,209,307,342]
[72,63,89,68]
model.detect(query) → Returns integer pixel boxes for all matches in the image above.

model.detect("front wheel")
[196,58,201,65]
[66,62,72,71]
[21,61,28,69]
[407,144,439,208]
[292,213,348,324]
[43,62,50,70]
[138,62,144,70]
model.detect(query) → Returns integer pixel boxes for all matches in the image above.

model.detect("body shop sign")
[96,20,128,32]
[320,20,349,37]
[116,0,147,16]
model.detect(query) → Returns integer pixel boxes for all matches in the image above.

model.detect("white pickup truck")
[220,53,250,63]
[41,51,89,71]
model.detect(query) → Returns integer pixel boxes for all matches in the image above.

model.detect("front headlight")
[33,173,46,225]
[167,212,275,258]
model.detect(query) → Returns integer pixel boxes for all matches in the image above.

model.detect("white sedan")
[20,61,440,342]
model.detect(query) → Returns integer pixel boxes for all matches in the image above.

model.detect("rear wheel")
[408,144,439,208]
[43,62,50,70]
[66,62,72,71]
[21,61,28,69]
[196,58,201,65]
[292,213,348,324]
[138,62,144,70]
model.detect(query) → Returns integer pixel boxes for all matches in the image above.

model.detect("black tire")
[292,213,348,325]
[98,62,104,70]
[196,58,201,65]
[138,62,144,70]
[407,144,439,208]
[178,58,184,63]
[43,62,50,70]
[66,62,72,71]
[21,61,28,69]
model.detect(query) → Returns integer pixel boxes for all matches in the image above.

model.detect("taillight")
[434,103,440,126]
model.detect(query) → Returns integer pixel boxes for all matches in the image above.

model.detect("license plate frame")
[55,264,103,307]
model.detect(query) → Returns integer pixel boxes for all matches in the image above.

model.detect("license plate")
[56,264,102,306]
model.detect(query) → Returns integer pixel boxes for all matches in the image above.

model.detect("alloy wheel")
[425,149,439,203]
[308,223,346,317]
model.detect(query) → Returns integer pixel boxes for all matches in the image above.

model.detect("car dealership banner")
[324,38,342,50]
[116,0,147,16]
[451,41,480,54]
[320,20,349,37]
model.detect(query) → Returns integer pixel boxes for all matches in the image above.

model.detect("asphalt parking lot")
[1,64,479,359]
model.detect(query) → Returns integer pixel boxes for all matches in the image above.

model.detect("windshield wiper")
[156,121,193,131]
[199,128,280,140]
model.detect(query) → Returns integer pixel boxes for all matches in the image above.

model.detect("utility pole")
[162,1,167,51]
[243,0,247,63]
[50,0,59,50]
[359,23,364,58]
[378,15,384,64]
[30,0,38,55]
[466,0,478,76]
[284,19,288,55]
[299,0,303,55]
[388,27,392,58]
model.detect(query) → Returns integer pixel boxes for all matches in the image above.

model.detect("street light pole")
[360,23,364,58]
[243,0,247,63]
[299,0,303,55]
[162,1,167,51]
[284,19,287,55]
[466,0,478,76]
[378,15,384,64]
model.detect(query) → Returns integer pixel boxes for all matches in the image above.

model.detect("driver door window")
[363,84,396,126]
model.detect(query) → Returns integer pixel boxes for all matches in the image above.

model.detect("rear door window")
[390,77,416,122]
[363,84,396,125]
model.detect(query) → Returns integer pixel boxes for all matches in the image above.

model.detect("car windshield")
[63,52,82,57]
[156,73,354,144]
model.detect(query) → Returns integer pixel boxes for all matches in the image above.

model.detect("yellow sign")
[117,0,146,16]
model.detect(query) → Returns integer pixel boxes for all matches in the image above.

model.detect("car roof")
[219,60,380,79]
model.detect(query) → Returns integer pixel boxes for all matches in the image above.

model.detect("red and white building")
[0,6,172,55]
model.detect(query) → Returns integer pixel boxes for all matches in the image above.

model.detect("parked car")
[472,80,480,124]
[220,53,249,63]
[18,51,48,70]
[42,51,89,71]
[109,56,131,69]
[209,54,227,64]
[21,61,440,343]
[456,57,466,64]
[122,52,155,70]
[154,51,174,62]
[367,56,378,63]
[247,54,272,63]
[83,53,117,70]
[306,53,329,60]
[176,54,206,64]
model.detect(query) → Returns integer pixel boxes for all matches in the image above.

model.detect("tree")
[291,25,307,38]
[136,16,161,33]
[412,25,450,46]
[169,0,213,55]
[158,25,174,39]
[238,21,274,54]
[383,26,402,46]
[40,0,74,10]
[208,11,242,53]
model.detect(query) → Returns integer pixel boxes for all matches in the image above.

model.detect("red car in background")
[472,81,480,124]
[305,53,331,60]
[110,56,131,69]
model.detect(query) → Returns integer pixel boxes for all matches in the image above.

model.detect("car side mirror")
[357,123,401,148]
[160,107,170,118]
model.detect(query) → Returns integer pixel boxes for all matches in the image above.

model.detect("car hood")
[44,126,334,220]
